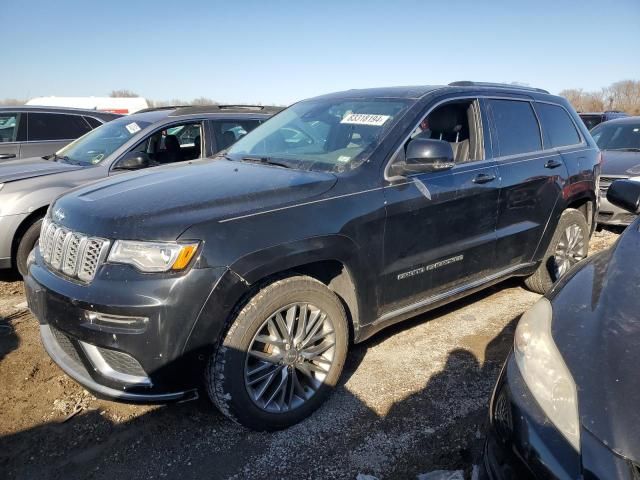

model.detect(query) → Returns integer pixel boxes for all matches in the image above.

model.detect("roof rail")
[135,105,191,113]
[448,81,549,94]
[171,104,284,116]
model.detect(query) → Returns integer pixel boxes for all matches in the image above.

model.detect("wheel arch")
[11,205,48,266]
[230,235,367,340]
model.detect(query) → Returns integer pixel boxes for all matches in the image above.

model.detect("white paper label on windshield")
[340,113,390,127]
[125,122,141,134]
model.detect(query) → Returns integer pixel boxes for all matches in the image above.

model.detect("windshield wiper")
[241,156,291,169]
[613,147,640,152]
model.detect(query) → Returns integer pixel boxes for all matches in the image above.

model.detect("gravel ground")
[0,229,620,480]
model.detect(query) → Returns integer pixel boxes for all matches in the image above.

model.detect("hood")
[550,222,640,461]
[0,156,83,183]
[51,159,337,240]
[601,150,640,176]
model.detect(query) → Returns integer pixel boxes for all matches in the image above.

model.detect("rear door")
[0,111,24,161]
[488,98,568,271]
[22,112,92,158]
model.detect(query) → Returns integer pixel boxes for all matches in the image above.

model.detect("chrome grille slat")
[39,220,109,283]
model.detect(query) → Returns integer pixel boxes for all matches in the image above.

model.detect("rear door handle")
[544,159,563,169]
[0,153,16,160]
[472,173,496,184]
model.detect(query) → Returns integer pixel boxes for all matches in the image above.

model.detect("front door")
[379,98,500,318]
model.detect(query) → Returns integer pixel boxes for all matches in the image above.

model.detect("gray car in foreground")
[592,116,640,226]
[0,105,280,275]
[0,106,119,160]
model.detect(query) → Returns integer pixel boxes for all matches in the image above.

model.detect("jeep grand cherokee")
[25,82,599,430]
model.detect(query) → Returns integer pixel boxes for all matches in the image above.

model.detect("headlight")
[514,298,580,451]
[107,240,199,272]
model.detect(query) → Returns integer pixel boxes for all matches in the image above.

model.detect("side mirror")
[607,179,640,214]
[389,138,455,176]
[114,152,150,170]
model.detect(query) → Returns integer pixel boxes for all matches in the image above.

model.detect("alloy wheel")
[244,303,336,413]
[553,224,586,279]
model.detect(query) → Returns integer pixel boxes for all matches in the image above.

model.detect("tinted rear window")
[579,114,603,131]
[488,100,542,156]
[28,113,92,141]
[536,103,581,148]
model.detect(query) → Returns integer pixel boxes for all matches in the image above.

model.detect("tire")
[207,275,348,431]
[16,218,43,278]
[524,208,589,294]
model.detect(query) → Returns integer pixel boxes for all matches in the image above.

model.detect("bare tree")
[0,98,26,106]
[190,97,218,106]
[560,80,640,114]
[109,89,139,98]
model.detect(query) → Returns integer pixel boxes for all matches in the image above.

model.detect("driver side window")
[129,122,204,166]
[409,99,484,164]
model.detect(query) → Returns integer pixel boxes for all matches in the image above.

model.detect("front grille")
[39,218,110,283]
[96,347,147,378]
[600,175,628,195]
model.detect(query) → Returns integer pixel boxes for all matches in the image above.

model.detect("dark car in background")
[0,106,120,160]
[483,179,640,479]
[579,110,629,130]
[0,105,280,276]
[591,116,640,226]
[24,82,599,431]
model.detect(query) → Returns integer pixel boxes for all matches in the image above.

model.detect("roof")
[0,105,121,118]
[309,82,554,102]
[593,115,640,125]
[135,104,284,117]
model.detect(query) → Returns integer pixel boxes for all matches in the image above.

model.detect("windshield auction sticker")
[341,113,390,126]
[125,122,142,134]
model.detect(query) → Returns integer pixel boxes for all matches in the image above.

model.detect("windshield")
[591,122,640,151]
[226,98,412,172]
[54,117,152,165]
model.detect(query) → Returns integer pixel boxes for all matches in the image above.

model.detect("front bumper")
[483,354,638,480]
[598,196,638,226]
[25,252,244,402]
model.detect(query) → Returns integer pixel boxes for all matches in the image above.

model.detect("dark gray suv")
[0,106,120,161]
[0,105,281,276]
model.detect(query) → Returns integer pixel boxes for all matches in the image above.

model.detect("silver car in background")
[0,105,279,276]
[592,116,640,226]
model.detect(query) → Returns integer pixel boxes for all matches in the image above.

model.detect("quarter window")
[488,100,542,156]
[536,103,581,148]
[27,113,92,141]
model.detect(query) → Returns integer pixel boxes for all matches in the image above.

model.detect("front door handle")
[544,159,563,169]
[472,173,496,184]
[0,153,16,160]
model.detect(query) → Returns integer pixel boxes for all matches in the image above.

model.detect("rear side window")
[83,116,103,129]
[488,100,542,156]
[211,120,261,151]
[536,103,581,148]
[27,113,92,141]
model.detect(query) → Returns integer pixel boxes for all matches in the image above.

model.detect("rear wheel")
[207,276,348,430]
[16,218,43,278]
[525,208,588,294]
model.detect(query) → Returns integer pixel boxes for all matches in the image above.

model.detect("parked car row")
[0,104,280,275]
[2,81,638,477]
[20,82,600,430]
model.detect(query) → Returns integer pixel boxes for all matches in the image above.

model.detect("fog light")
[83,311,149,334]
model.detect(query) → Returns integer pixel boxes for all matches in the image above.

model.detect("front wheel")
[16,218,43,277]
[525,208,589,294]
[207,276,349,431]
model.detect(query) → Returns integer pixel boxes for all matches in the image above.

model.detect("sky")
[3,0,639,105]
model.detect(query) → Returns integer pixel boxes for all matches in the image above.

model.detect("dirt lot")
[0,229,620,480]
